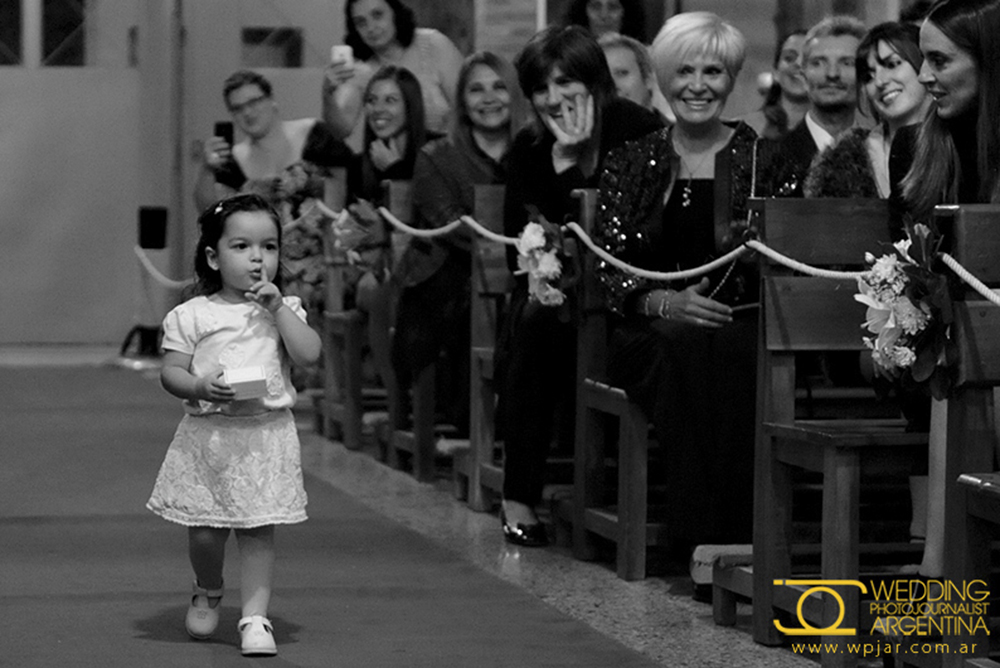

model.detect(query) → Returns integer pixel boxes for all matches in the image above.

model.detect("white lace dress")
[146,295,308,528]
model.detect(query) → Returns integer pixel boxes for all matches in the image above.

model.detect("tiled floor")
[298,430,815,668]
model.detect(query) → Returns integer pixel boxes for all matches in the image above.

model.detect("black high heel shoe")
[500,510,548,547]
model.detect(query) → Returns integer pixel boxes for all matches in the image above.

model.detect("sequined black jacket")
[593,121,761,315]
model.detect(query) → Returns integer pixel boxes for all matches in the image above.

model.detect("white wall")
[1,0,907,345]
[176,0,344,273]
[0,0,141,345]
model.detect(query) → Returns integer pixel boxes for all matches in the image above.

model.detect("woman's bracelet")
[658,291,673,319]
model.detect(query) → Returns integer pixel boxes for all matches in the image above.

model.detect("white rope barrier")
[940,253,1000,307]
[378,207,464,237]
[371,208,1000,301]
[133,246,192,290]
[563,221,749,280]
[744,240,864,280]
[459,215,520,245]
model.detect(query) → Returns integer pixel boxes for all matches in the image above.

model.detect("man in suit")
[762,15,866,197]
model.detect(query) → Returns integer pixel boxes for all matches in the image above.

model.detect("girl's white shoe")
[238,615,277,656]
[185,581,223,640]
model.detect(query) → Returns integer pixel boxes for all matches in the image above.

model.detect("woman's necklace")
[677,152,713,208]
[673,129,728,208]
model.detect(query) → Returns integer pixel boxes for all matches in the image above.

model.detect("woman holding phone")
[321,0,464,152]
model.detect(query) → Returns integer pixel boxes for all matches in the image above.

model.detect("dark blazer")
[760,117,819,198]
[502,97,664,275]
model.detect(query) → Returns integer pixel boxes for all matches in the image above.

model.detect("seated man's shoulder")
[284,118,317,139]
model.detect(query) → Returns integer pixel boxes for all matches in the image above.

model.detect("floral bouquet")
[854,223,953,399]
[515,215,565,306]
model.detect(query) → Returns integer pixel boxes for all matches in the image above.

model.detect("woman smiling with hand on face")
[496,25,661,546]
[805,22,931,198]
[343,66,431,412]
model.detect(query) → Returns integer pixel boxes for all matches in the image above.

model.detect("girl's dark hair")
[344,0,417,62]
[855,22,923,122]
[514,25,616,140]
[902,0,1000,218]
[363,65,427,167]
[564,0,647,43]
[191,194,283,297]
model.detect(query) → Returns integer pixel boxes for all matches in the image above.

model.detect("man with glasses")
[194,70,345,210]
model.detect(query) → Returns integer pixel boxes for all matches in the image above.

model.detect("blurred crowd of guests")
[191,0,1000,560]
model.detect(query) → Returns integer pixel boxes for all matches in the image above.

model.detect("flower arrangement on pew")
[326,199,394,281]
[854,223,954,399]
[516,215,566,306]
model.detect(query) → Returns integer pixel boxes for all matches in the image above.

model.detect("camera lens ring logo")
[772,579,868,636]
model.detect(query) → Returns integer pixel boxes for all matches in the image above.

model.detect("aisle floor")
[1,349,817,667]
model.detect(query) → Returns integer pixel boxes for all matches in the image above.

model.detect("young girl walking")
[147,193,322,656]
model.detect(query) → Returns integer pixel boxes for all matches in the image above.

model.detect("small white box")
[223,366,269,400]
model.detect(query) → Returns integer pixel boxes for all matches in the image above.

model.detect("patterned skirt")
[147,409,308,529]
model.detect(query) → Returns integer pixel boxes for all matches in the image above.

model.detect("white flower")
[893,238,914,262]
[891,345,917,368]
[532,278,566,306]
[871,253,903,283]
[892,297,930,336]
[517,222,547,255]
[534,250,562,279]
[912,223,932,243]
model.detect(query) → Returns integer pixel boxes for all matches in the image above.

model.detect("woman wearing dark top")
[346,65,431,398]
[348,65,428,202]
[889,0,1000,579]
[562,0,649,43]
[592,12,759,551]
[498,25,662,546]
[390,52,527,437]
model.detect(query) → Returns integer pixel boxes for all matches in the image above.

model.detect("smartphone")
[214,121,234,146]
[330,45,353,66]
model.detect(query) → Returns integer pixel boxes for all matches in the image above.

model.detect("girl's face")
[586,0,624,38]
[864,40,929,128]
[206,211,280,300]
[919,20,979,119]
[350,0,398,53]
[775,34,807,98]
[365,79,407,140]
[666,52,732,127]
[464,64,512,132]
[531,66,590,136]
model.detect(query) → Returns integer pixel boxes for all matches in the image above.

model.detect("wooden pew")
[458,184,510,510]
[748,198,928,668]
[380,180,441,482]
[907,204,1000,668]
[571,188,664,581]
[320,169,369,449]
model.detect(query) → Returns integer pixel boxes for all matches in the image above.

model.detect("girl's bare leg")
[236,525,275,617]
